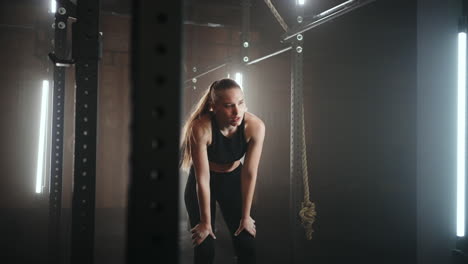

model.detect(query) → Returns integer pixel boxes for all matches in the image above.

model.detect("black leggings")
[184,163,256,264]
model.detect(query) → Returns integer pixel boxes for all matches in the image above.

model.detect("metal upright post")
[70,0,100,263]
[241,0,251,65]
[48,0,71,263]
[239,0,251,86]
[126,1,182,263]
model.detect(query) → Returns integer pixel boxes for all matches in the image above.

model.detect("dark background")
[0,0,460,263]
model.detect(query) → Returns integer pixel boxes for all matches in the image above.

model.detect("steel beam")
[246,46,292,66]
[282,0,376,42]
[241,0,251,66]
[126,1,182,263]
[48,0,72,263]
[70,0,100,263]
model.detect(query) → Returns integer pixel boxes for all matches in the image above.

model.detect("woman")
[180,78,265,264]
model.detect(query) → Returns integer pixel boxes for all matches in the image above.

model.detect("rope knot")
[299,200,316,240]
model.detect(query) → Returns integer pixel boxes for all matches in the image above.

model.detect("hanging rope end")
[299,200,316,240]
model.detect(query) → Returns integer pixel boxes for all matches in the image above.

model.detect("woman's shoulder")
[245,112,264,129]
[244,112,265,140]
[191,113,212,141]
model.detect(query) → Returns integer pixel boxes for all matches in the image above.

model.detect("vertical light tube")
[36,80,49,194]
[235,72,243,90]
[43,85,51,189]
[457,32,466,237]
[50,0,57,13]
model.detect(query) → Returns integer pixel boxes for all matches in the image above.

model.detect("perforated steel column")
[126,1,182,263]
[239,0,251,88]
[48,1,68,263]
[70,0,100,263]
[241,0,251,65]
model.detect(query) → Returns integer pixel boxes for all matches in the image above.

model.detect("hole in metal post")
[152,107,164,119]
[155,76,166,86]
[150,202,163,213]
[151,139,160,149]
[150,170,160,180]
[156,13,168,24]
[155,44,167,54]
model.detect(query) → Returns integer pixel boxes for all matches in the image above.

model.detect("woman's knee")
[194,236,215,263]
[234,232,256,256]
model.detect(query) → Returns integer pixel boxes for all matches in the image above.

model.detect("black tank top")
[207,114,248,164]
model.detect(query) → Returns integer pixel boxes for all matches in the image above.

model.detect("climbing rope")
[298,103,316,240]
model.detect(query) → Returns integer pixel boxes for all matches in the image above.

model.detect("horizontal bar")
[184,63,227,83]
[184,20,225,28]
[282,0,376,42]
[314,0,355,19]
[0,23,34,30]
[246,46,292,66]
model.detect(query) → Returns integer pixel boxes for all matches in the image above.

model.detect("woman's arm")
[240,118,265,220]
[191,120,212,225]
[190,120,217,245]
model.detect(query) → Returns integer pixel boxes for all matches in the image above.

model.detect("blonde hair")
[179,78,241,172]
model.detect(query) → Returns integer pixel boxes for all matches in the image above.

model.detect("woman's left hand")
[234,216,256,237]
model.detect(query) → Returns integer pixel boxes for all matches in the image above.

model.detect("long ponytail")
[179,78,240,172]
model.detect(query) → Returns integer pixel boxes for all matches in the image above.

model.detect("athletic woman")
[180,78,265,264]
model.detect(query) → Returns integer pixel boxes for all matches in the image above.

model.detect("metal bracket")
[57,0,77,19]
[48,52,75,67]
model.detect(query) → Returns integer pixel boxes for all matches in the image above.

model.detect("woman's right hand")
[191,222,217,247]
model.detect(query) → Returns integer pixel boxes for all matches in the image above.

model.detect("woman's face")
[213,87,246,127]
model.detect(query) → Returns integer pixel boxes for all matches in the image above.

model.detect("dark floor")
[0,205,242,264]
[0,208,49,264]
[0,204,421,264]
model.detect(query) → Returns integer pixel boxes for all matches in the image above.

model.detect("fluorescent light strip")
[297,0,305,5]
[43,84,51,190]
[50,0,56,13]
[235,72,243,90]
[457,32,466,237]
[36,80,49,194]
